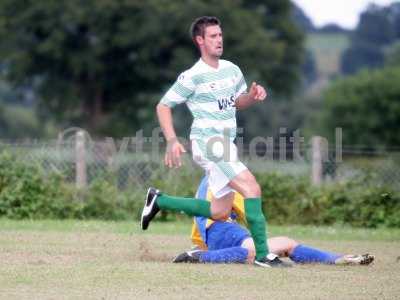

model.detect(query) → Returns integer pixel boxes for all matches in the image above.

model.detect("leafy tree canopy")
[322,66,400,147]
[0,0,304,136]
[341,2,400,74]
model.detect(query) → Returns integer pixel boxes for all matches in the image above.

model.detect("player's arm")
[156,103,177,143]
[157,71,193,168]
[156,103,186,168]
[235,82,267,110]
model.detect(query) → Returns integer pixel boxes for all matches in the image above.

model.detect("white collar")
[198,58,221,71]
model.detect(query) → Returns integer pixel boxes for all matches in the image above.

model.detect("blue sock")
[198,247,248,264]
[289,244,341,264]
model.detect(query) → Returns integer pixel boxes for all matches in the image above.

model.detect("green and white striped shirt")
[160,59,247,142]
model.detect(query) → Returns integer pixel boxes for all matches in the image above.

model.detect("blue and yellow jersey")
[190,176,248,249]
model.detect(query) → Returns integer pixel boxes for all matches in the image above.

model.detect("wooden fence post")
[76,130,87,188]
[311,136,323,186]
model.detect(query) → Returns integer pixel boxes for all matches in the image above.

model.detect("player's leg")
[289,244,341,264]
[141,173,213,230]
[268,236,299,258]
[199,221,250,263]
[141,141,235,230]
[173,221,250,264]
[240,237,256,264]
[141,187,213,230]
[333,254,374,265]
[285,239,374,265]
[210,189,234,220]
[267,236,347,264]
[141,184,235,230]
[229,169,285,267]
[244,236,374,265]
[241,237,297,264]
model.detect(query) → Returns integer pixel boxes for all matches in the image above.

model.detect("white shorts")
[191,139,247,198]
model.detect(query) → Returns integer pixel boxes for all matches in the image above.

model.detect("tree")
[245,0,305,95]
[0,0,304,136]
[318,24,348,34]
[321,66,400,147]
[385,42,400,67]
[341,3,400,74]
[291,3,315,33]
[341,44,384,75]
[301,49,317,86]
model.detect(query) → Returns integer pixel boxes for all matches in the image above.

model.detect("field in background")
[1,220,399,299]
[307,32,350,77]
[306,32,350,97]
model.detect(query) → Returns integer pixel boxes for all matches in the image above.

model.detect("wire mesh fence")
[1,136,399,191]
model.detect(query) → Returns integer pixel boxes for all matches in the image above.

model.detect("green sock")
[244,197,269,260]
[156,194,212,218]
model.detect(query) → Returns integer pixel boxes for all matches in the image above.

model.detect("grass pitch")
[0,219,399,299]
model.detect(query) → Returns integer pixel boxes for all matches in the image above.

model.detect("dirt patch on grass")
[1,251,82,266]
[138,240,171,262]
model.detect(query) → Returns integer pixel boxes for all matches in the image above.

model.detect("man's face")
[197,25,223,58]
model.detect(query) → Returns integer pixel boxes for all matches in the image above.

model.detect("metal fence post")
[76,130,87,188]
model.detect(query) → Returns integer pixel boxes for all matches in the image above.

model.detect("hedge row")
[0,152,399,228]
[0,152,139,220]
[258,173,400,228]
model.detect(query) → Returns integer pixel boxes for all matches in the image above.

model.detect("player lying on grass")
[173,176,374,266]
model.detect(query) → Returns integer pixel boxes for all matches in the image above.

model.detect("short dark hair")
[190,16,221,47]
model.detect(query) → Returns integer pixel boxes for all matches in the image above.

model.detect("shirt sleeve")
[159,71,195,108]
[235,67,247,99]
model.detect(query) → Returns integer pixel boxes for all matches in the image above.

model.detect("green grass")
[1,219,399,299]
[1,219,399,241]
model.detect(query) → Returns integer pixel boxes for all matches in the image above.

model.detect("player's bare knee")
[281,236,299,254]
[212,212,230,221]
[252,182,261,196]
[243,182,261,198]
[241,238,256,264]
[249,182,261,197]
[211,209,230,221]
[247,248,256,264]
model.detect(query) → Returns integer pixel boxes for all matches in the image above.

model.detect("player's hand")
[165,139,186,168]
[248,82,267,102]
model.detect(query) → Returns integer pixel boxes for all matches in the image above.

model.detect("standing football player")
[141,16,286,267]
